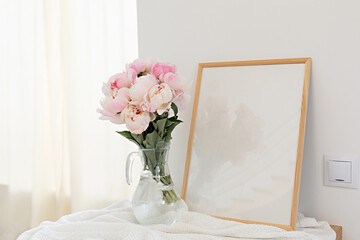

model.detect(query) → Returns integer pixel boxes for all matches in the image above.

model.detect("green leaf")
[143,150,156,171]
[116,131,133,141]
[144,131,159,148]
[156,118,167,138]
[116,131,141,147]
[151,121,158,130]
[172,119,183,124]
[165,119,175,127]
[131,133,143,147]
[168,116,183,122]
[171,103,178,116]
[157,111,168,120]
[156,140,165,149]
[164,121,182,142]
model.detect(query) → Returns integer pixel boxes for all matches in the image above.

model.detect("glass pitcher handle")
[126,151,139,185]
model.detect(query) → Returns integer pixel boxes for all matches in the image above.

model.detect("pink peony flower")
[123,105,151,134]
[126,69,137,83]
[97,108,124,124]
[102,88,130,113]
[144,56,156,73]
[98,88,130,124]
[128,58,146,75]
[173,90,190,111]
[103,72,134,98]
[160,72,187,90]
[151,62,177,78]
[129,74,158,101]
[102,82,114,98]
[143,83,173,114]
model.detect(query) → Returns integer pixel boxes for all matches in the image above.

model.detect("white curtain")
[0,0,138,239]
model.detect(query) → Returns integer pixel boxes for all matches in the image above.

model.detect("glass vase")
[126,144,187,225]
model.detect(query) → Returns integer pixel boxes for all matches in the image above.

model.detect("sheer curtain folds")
[0,0,138,239]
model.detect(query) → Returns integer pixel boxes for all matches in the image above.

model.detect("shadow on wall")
[194,97,265,170]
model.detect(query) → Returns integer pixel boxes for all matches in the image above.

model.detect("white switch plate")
[323,153,359,189]
[328,160,351,183]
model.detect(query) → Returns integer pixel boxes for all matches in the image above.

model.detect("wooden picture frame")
[182,58,311,230]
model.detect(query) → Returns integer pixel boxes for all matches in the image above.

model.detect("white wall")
[137,1,360,239]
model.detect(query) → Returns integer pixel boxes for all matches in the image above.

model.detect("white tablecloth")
[17,201,336,240]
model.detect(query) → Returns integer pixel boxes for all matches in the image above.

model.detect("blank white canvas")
[187,63,305,225]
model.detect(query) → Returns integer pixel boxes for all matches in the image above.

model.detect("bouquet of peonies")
[98,57,189,145]
[98,58,189,205]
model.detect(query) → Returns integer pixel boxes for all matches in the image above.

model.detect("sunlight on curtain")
[0,0,138,239]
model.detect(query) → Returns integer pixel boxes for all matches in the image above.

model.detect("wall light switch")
[323,154,359,189]
[328,160,351,183]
